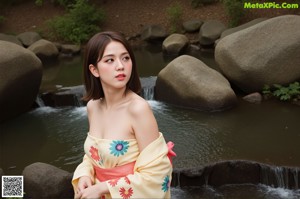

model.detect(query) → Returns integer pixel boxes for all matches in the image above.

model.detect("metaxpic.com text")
[244,2,299,9]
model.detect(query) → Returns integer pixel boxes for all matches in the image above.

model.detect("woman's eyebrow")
[102,52,129,58]
[102,54,114,58]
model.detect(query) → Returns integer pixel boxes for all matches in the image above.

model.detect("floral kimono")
[72,132,175,199]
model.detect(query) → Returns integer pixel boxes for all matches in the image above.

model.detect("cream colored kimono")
[72,132,174,199]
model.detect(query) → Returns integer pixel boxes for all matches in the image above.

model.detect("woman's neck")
[102,87,129,110]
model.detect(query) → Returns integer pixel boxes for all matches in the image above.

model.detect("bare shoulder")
[128,94,152,117]
[86,99,101,113]
[127,93,159,149]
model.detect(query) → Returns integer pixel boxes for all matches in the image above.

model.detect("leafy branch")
[262,82,300,101]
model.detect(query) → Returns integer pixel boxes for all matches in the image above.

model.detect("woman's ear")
[89,64,100,77]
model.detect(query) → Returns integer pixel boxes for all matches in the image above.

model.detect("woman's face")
[90,40,133,91]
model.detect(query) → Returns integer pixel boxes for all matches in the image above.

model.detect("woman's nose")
[115,59,124,70]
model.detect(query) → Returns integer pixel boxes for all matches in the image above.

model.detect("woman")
[72,31,175,199]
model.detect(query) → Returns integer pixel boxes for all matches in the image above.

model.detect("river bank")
[1,0,299,43]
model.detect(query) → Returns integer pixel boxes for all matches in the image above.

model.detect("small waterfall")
[140,76,157,100]
[204,171,209,186]
[73,93,84,107]
[293,168,299,189]
[142,87,155,100]
[260,165,299,189]
[35,95,45,107]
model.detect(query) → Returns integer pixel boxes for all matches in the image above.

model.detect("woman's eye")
[105,58,114,63]
[123,56,131,61]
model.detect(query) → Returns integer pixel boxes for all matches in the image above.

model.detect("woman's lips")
[116,74,126,80]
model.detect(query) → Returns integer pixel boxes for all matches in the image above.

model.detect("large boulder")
[61,44,81,55]
[17,31,42,47]
[28,39,59,63]
[162,33,189,55]
[219,18,267,39]
[199,20,226,46]
[155,55,237,111]
[0,41,42,122]
[141,25,168,42]
[22,162,73,198]
[215,15,300,93]
[182,19,203,33]
[0,33,22,46]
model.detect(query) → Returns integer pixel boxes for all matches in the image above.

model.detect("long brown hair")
[82,31,141,101]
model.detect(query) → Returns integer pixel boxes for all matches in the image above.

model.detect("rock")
[199,20,226,46]
[242,92,263,104]
[207,161,260,186]
[0,41,42,122]
[40,85,86,107]
[61,44,81,55]
[155,55,237,111]
[0,33,22,46]
[172,160,300,189]
[220,18,267,39]
[54,42,62,51]
[141,25,168,42]
[215,15,300,93]
[182,19,203,33]
[22,162,73,198]
[162,33,189,55]
[28,39,59,63]
[172,160,261,187]
[17,31,42,47]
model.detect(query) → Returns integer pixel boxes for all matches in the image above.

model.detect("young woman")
[72,31,175,199]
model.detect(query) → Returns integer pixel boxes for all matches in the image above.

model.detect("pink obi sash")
[94,161,136,182]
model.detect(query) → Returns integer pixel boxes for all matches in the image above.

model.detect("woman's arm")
[72,100,97,196]
[72,155,95,197]
[129,98,159,151]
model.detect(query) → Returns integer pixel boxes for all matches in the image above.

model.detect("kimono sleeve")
[105,134,173,199]
[71,154,95,190]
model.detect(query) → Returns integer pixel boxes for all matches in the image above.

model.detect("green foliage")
[191,0,217,8]
[35,0,43,6]
[222,0,246,27]
[262,85,272,95]
[48,0,105,44]
[262,82,300,101]
[166,2,183,33]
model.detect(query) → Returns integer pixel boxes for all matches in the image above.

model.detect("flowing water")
[1,44,299,198]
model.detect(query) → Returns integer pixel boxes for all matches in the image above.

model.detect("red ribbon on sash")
[167,141,176,165]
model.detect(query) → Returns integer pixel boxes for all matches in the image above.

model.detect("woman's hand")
[80,182,109,199]
[75,176,93,198]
